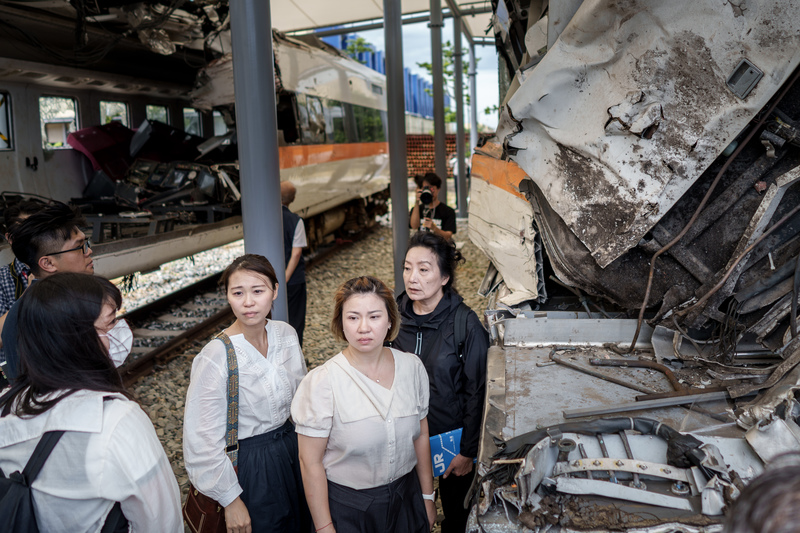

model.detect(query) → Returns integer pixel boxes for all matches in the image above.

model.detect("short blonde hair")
[330,276,400,343]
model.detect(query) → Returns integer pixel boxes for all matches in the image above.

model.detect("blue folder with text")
[430,428,462,476]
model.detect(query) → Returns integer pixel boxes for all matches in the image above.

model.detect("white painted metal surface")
[468,177,539,305]
[496,0,800,268]
[191,36,387,111]
[286,154,390,218]
[91,217,244,280]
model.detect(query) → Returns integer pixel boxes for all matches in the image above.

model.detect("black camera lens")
[419,187,434,205]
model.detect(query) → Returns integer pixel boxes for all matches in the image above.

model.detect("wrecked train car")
[0,1,390,278]
[473,0,800,345]
[467,1,800,531]
[189,31,392,248]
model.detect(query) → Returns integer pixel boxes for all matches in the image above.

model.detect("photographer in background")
[409,172,457,241]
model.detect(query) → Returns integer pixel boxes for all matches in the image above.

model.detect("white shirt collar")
[0,389,128,447]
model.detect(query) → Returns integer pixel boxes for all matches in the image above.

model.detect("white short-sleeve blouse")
[183,320,307,506]
[291,348,429,490]
[0,390,182,533]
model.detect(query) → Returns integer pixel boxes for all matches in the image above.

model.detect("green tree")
[345,36,373,65]
[417,40,476,123]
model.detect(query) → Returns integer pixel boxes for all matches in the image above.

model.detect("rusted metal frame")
[588,357,729,406]
[589,358,682,391]
[551,353,657,395]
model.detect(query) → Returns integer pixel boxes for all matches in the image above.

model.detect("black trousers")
[286,281,307,346]
[439,470,474,533]
[237,420,312,532]
[327,469,429,533]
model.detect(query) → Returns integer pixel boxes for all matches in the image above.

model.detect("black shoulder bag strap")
[454,302,471,360]
[20,430,65,484]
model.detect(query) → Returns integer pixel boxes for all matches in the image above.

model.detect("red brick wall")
[406,134,459,179]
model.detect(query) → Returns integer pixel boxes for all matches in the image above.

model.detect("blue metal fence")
[320,33,444,119]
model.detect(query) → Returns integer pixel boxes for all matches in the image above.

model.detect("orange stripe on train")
[471,150,528,201]
[279,142,389,169]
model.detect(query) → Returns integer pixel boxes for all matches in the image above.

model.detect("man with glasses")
[1,202,94,382]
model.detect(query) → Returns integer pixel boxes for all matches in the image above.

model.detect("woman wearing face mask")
[392,232,489,533]
[0,272,182,532]
[183,254,312,533]
[292,276,436,533]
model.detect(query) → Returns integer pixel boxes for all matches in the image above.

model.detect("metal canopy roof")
[272,0,493,41]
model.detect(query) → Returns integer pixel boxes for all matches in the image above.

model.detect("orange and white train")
[0,29,389,279]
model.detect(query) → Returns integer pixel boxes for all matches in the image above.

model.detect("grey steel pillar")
[469,43,478,155]
[453,18,467,217]
[229,0,288,320]
[430,0,447,201]
[384,0,409,295]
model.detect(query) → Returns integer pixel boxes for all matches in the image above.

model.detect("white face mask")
[99,319,133,367]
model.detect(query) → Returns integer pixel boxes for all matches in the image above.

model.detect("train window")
[0,92,12,150]
[212,110,228,136]
[352,104,386,143]
[146,104,169,124]
[324,99,348,143]
[276,93,299,144]
[302,96,326,144]
[39,96,78,149]
[183,107,202,136]
[100,101,129,127]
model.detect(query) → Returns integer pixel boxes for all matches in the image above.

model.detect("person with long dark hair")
[183,254,311,533]
[393,232,489,532]
[292,276,436,533]
[0,273,182,532]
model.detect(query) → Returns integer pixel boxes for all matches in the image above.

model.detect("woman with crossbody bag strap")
[183,255,312,533]
[0,273,182,532]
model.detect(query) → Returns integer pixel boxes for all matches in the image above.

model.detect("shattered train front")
[467,1,800,531]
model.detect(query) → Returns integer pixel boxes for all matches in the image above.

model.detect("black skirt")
[327,469,429,533]
[237,419,312,532]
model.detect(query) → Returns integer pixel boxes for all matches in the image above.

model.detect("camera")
[419,186,434,206]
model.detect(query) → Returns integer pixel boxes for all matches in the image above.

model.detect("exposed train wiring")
[627,65,800,352]
[671,314,707,358]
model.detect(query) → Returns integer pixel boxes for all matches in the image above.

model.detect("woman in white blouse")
[0,273,182,532]
[183,254,311,533]
[292,276,437,533]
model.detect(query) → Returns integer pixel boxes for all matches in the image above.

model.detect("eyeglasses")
[48,240,91,256]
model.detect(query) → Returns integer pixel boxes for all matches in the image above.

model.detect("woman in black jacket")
[393,231,489,533]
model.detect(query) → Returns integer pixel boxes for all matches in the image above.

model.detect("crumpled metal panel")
[500,0,800,268]
[469,152,540,305]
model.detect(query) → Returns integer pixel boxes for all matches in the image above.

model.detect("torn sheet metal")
[745,417,800,463]
[469,152,540,305]
[498,0,800,268]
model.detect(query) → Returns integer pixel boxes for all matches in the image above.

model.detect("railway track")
[117,235,360,387]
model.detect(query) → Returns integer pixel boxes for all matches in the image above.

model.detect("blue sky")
[356,18,499,130]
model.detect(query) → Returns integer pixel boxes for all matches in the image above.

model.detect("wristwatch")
[422,491,435,502]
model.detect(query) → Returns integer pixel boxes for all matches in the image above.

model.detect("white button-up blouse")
[183,320,307,507]
[0,390,182,533]
[291,348,430,490]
